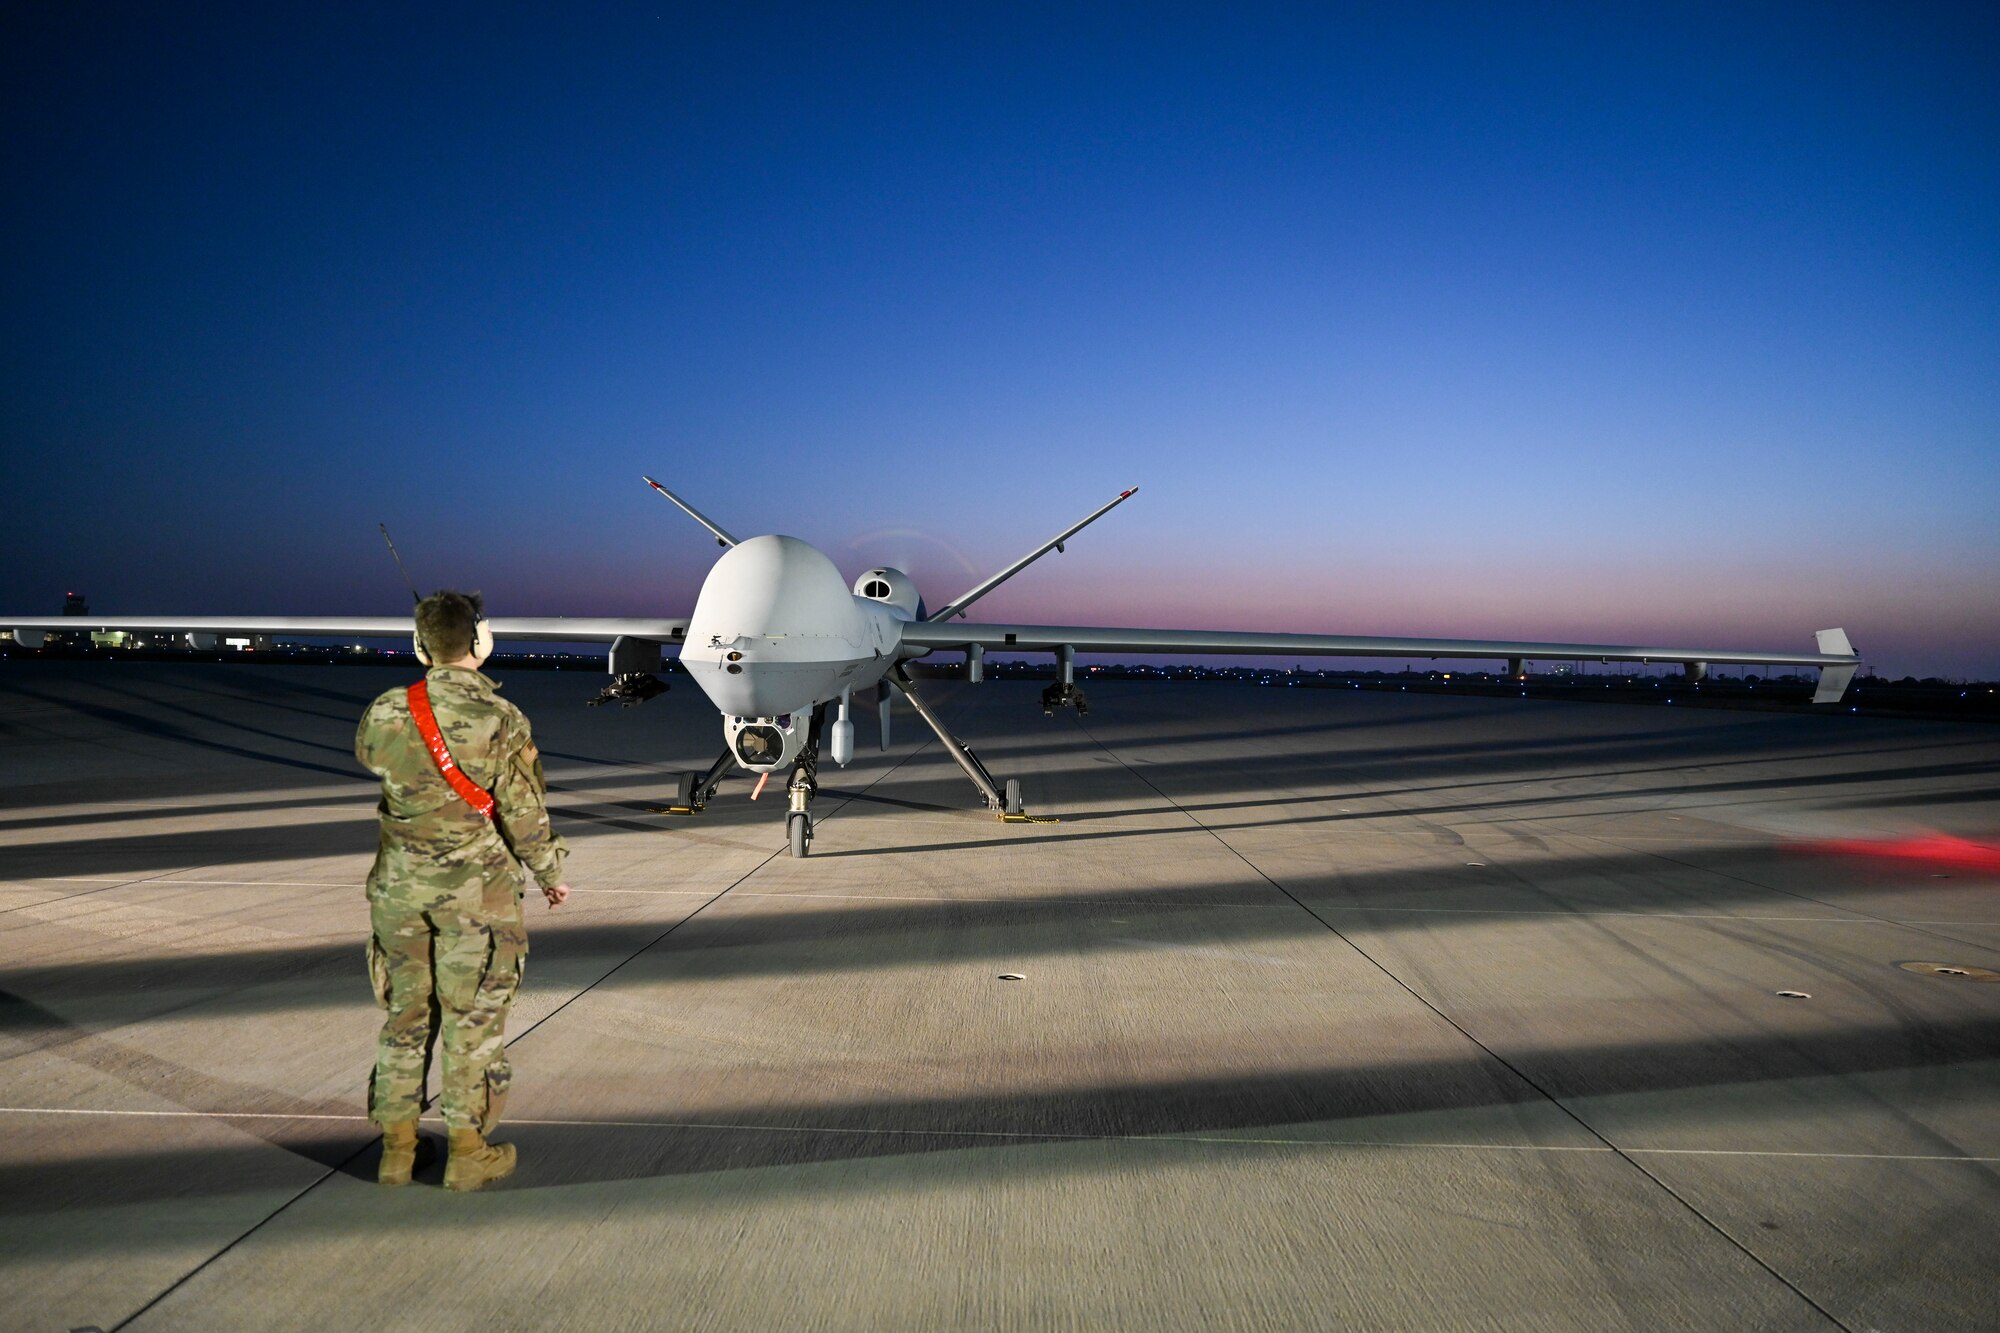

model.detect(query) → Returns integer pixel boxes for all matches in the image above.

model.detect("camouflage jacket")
[355,666,568,896]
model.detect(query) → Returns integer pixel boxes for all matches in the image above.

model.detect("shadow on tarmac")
[6,719,1993,877]
[3,1010,1995,1218]
[2,845,1985,1011]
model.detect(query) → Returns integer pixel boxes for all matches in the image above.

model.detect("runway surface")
[2,659,1997,1331]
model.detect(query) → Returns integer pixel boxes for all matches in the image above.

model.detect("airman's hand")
[542,882,571,909]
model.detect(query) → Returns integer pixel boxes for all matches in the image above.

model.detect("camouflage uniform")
[354,666,566,1132]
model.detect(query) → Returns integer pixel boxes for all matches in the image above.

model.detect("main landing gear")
[658,745,735,815]
[890,667,1048,822]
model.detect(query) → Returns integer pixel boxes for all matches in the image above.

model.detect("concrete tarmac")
[2,659,1996,1331]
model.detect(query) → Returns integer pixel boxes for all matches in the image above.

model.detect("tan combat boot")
[443,1127,517,1192]
[377,1121,428,1186]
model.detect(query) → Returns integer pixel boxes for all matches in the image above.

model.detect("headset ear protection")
[412,608,493,666]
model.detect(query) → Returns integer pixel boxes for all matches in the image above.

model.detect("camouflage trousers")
[366,881,528,1131]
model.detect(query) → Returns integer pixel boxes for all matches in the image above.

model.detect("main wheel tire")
[675,773,698,809]
[1004,777,1024,816]
[788,812,812,858]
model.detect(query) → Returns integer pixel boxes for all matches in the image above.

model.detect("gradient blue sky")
[5,3,1996,675]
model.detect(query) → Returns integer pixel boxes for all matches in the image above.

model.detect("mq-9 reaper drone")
[5,479,1862,857]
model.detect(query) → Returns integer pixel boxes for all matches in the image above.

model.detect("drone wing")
[3,614,688,646]
[898,621,1862,704]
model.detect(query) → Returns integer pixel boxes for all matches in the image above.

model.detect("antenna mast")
[378,524,423,604]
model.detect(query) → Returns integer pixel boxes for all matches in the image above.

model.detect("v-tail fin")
[1811,628,1859,704]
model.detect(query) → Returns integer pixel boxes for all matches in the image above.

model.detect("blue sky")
[4,3,1996,675]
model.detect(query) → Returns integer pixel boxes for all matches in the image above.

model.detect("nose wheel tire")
[787,811,812,858]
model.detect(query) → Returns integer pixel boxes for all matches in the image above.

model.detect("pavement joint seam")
[1074,715,1857,1333]
[105,736,937,1332]
[0,866,191,916]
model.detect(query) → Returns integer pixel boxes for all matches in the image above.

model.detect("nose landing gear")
[657,711,832,857]
[785,714,821,857]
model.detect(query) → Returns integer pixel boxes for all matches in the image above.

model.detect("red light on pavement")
[1791,833,2000,875]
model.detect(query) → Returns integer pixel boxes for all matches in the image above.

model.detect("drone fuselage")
[680,534,918,768]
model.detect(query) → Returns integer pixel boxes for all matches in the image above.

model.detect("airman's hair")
[415,590,484,661]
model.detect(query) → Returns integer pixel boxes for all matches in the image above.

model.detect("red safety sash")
[406,681,497,820]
